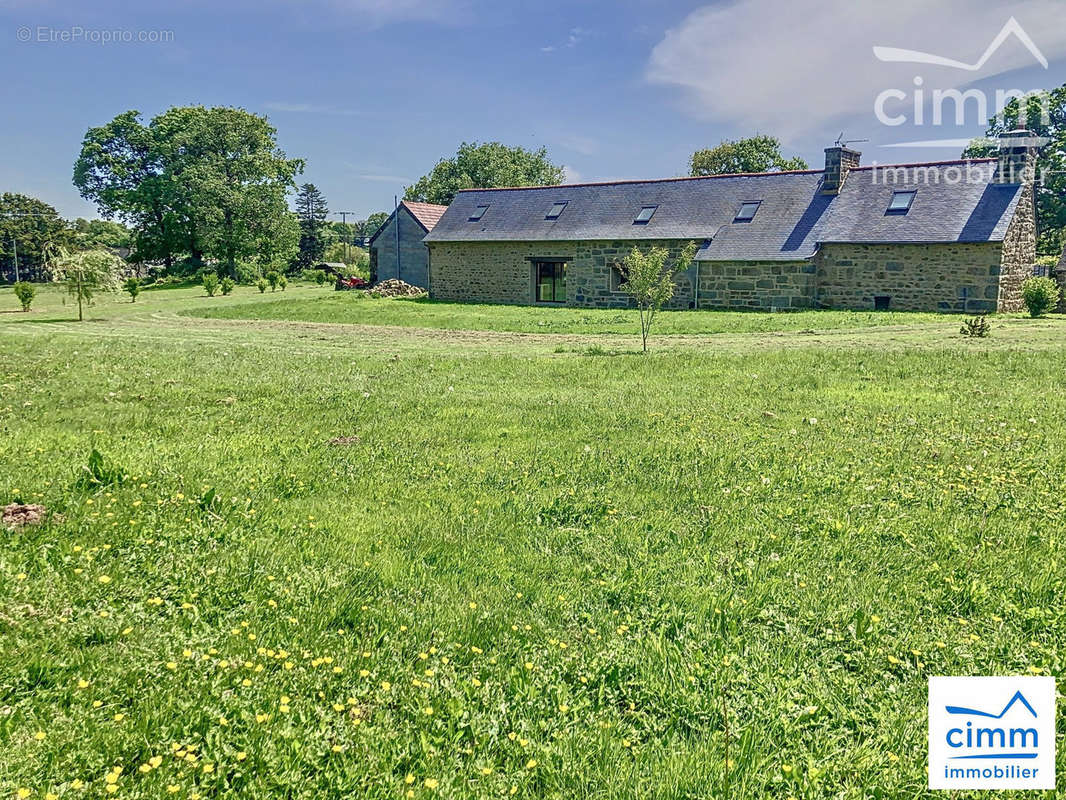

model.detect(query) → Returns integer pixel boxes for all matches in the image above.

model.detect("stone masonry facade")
[813,242,1004,313]
[428,240,697,309]
[427,187,1037,312]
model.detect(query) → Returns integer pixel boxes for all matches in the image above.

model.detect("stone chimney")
[822,145,861,194]
[995,130,1039,184]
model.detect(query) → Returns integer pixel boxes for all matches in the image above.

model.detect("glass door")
[535,261,566,304]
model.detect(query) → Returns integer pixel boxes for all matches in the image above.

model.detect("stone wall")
[428,192,1037,313]
[371,208,430,288]
[696,260,816,310]
[569,240,696,309]
[427,239,698,307]
[996,180,1037,312]
[429,241,576,304]
[813,242,1004,313]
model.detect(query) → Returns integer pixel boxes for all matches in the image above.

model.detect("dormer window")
[734,201,761,222]
[887,191,916,214]
[634,205,658,224]
[468,205,489,222]
[546,201,568,220]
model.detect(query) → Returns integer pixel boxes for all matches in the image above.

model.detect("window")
[609,264,626,292]
[734,201,761,222]
[633,205,658,224]
[534,261,566,303]
[887,191,916,214]
[874,296,892,311]
[468,205,489,222]
[546,201,568,220]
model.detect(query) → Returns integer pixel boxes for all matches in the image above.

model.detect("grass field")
[1,283,1064,799]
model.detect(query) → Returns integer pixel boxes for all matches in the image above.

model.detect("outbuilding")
[369,200,447,288]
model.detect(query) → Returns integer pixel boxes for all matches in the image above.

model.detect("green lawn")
[189,290,958,336]
[1,284,1064,799]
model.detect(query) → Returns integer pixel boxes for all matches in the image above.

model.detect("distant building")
[423,134,1040,313]
[369,201,447,288]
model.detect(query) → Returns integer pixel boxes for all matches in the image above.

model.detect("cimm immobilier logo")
[929,676,1056,790]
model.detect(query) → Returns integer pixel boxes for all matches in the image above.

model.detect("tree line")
[6,86,1065,285]
[71,106,389,280]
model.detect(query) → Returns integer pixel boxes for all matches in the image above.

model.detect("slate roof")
[422,159,1024,262]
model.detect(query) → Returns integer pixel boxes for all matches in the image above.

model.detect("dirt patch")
[327,436,361,446]
[3,503,47,529]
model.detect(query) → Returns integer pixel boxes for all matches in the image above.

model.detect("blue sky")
[1,0,1064,221]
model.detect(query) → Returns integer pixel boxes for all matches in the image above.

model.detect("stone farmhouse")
[369,200,447,288]
[421,134,1040,313]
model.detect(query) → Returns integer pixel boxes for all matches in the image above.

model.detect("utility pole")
[12,238,18,283]
[336,211,356,263]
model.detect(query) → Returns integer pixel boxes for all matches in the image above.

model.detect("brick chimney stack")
[995,130,1039,184]
[822,145,861,194]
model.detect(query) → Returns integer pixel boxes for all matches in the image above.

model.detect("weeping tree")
[618,241,697,353]
[49,248,126,321]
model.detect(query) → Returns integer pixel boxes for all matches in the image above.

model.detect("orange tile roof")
[401,200,448,231]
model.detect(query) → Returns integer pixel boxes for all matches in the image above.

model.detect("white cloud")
[562,165,584,184]
[647,0,1066,139]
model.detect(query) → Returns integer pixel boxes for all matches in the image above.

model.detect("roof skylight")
[634,205,658,224]
[734,201,762,222]
[887,191,916,214]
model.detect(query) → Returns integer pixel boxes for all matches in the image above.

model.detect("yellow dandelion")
[525,759,537,769]
[424,778,439,790]
[98,575,112,584]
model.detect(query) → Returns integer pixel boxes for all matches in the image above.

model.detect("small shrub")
[257,278,268,293]
[220,277,235,295]
[124,277,141,302]
[76,448,127,489]
[960,315,991,338]
[202,272,220,297]
[278,275,288,291]
[13,281,35,312]
[1021,276,1060,318]
[302,269,328,285]
[266,270,281,292]
[234,261,261,285]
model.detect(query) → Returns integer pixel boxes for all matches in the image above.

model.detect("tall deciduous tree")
[406,142,565,205]
[73,110,182,268]
[690,136,808,177]
[74,107,303,274]
[963,85,1066,256]
[358,212,389,242]
[0,193,69,281]
[293,183,329,270]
